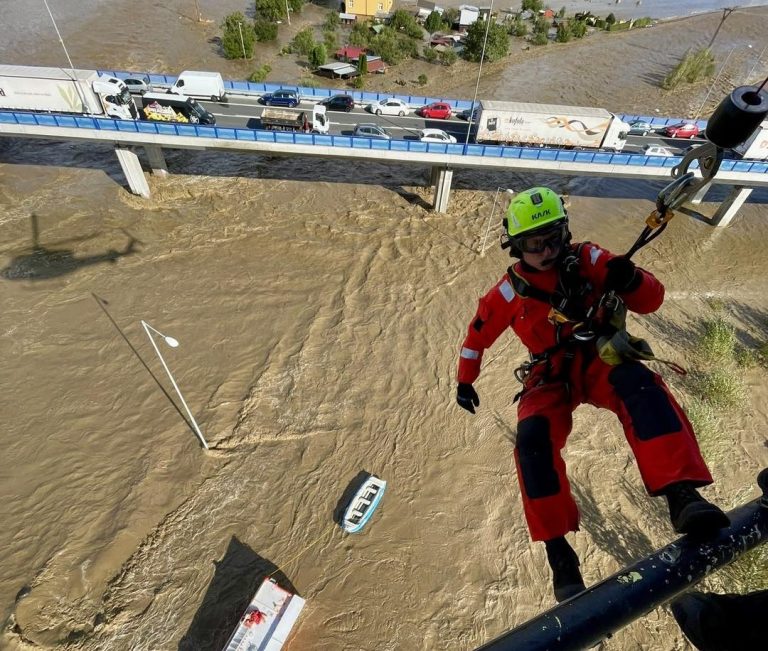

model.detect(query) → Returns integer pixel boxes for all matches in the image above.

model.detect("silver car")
[352,124,391,140]
[123,75,153,95]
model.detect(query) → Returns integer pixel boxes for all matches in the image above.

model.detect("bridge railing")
[3,110,768,174]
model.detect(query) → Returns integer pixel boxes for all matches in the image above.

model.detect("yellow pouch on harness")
[595,300,686,375]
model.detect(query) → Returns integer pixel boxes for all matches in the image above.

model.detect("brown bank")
[1,2,768,650]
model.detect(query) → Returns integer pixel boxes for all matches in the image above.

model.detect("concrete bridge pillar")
[432,166,453,213]
[114,146,150,198]
[710,185,752,227]
[145,145,168,177]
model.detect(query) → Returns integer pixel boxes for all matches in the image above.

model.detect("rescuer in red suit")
[456,187,729,602]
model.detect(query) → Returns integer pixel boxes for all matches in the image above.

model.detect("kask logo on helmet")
[530,208,551,221]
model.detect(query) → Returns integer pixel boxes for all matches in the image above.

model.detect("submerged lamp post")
[141,320,209,450]
[480,188,514,256]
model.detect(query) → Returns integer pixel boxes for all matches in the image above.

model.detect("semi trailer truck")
[472,100,631,151]
[0,65,137,119]
[733,120,768,160]
[259,106,329,133]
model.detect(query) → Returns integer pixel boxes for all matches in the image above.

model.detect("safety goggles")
[514,223,568,254]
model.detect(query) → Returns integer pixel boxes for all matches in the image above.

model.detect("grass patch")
[698,316,736,365]
[685,397,727,464]
[695,367,748,409]
[719,544,768,593]
[735,344,758,369]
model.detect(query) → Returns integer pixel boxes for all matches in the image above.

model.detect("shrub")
[662,48,715,90]
[522,0,543,11]
[248,65,272,82]
[533,17,550,34]
[442,8,459,28]
[309,44,327,68]
[255,0,286,21]
[510,17,528,37]
[558,6,566,18]
[555,21,571,42]
[606,12,617,25]
[254,20,278,42]
[221,12,255,59]
[532,31,549,46]
[418,73,428,86]
[696,367,748,409]
[439,48,457,66]
[571,20,587,38]
[423,46,438,63]
[390,9,423,39]
[324,11,340,31]
[352,75,365,89]
[323,30,337,52]
[292,27,316,56]
[686,397,726,465]
[349,20,371,47]
[357,52,368,74]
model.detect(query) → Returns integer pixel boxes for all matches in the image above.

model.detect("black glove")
[457,383,480,414]
[604,256,639,292]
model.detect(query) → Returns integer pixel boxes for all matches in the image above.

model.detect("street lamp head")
[164,336,179,348]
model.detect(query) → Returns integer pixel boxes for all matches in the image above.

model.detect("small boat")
[342,475,386,533]
[221,577,305,651]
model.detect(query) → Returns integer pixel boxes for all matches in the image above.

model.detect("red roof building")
[335,46,367,62]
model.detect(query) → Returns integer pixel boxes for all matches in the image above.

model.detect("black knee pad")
[608,363,682,441]
[516,415,560,499]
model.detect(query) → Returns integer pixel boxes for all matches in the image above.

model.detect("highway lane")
[133,93,707,153]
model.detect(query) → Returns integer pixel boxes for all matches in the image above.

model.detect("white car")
[366,98,410,117]
[642,144,675,157]
[419,128,457,144]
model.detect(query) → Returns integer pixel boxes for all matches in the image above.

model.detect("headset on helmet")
[500,187,571,258]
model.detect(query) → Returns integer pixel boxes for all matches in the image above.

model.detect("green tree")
[357,52,368,74]
[220,13,255,59]
[324,10,340,31]
[424,10,443,33]
[349,20,371,47]
[606,12,617,25]
[555,21,571,42]
[292,27,315,56]
[309,44,327,68]
[522,0,543,12]
[255,0,286,22]
[438,48,457,66]
[248,65,272,82]
[463,18,509,62]
[369,26,405,64]
[288,0,304,14]
[418,73,428,86]
[423,46,438,63]
[353,75,365,89]
[254,19,278,42]
[390,9,423,39]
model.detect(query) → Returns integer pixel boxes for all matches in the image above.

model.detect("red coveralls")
[457,242,712,542]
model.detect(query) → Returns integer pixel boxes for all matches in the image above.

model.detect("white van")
[169,71,227,102]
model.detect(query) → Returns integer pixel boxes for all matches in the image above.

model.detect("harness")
[509,243,597,395]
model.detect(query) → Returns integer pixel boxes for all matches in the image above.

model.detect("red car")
[419,102,452,120]
[663,122,700,138]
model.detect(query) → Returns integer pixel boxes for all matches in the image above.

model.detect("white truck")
[0,65,137,119]
[472,100,631,151]
[259,105,329,133]
[732,120,768,160]
[169,71,227,102]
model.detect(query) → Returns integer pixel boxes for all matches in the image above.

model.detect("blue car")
[261,89,300,107]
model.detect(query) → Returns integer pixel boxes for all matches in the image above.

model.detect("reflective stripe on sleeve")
[460,347,480,360]
[499,280,515,302]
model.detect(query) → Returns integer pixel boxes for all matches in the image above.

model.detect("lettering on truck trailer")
[0,87,5,96]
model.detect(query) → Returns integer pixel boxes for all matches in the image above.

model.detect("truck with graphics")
[0,65,137,119]
[472,100,631,151]
[259,106,329,133]
[733,120,768,160]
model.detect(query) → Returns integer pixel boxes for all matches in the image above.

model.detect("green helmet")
[504,187,567,238]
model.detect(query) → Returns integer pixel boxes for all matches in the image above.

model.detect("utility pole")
[707,7,736,49]
[193,0,203,22]
[237,21,247,59]
[285,0,292,26]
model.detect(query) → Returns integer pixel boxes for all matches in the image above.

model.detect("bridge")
[1,70,767,226]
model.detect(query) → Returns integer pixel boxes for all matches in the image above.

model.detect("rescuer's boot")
[544,536,586,603]
[664,482,730,537]
[670,590,768,651]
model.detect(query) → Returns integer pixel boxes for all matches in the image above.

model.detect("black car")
[320,94,355,112]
